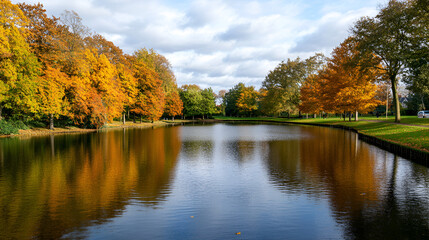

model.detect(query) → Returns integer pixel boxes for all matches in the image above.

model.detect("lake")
[1,123,429,239]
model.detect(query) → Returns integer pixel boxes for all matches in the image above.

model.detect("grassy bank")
[214,116,429,153]
[1,119,193,138]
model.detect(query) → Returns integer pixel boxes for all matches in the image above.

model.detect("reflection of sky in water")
[180,123,309,142]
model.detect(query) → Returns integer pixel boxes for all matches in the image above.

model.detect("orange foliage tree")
[324,38,382,120]
[37,66,70,129]
[69,49,124,128]
[164,91,183,120]
[131,49,165,122]
[299,74,325,118]
[300,38,382,121]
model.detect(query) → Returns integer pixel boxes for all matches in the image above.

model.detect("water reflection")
[1,123,428,239]
[0,127,180,239]
[265,126,429,239]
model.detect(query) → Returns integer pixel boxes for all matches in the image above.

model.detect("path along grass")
[214,116,429,153]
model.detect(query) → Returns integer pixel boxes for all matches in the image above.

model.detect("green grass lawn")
[213,115,429,152]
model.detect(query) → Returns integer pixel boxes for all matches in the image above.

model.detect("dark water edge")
[1,123,428,239]
[214,119,429,167]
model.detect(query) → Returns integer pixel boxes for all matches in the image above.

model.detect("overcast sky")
[13,0,383,92]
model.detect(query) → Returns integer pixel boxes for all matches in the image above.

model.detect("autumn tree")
[236,85,259,116]
[37,66,69,129]
[18,3,61,66]
[85,34,138,123]
[164,91,183,120]
[0,0,40,119]
[299,74,325,118]
[117,59,137,123]
[67,49,123,128]
[318,38,382,121]
[131,49,165,122]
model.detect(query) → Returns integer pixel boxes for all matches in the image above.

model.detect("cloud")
[290,8,379,53]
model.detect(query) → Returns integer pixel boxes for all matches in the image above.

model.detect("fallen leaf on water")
[190,216,194,218]
[236,232,241,235]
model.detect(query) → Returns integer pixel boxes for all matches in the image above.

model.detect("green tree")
[352,0,412,122]
[224,83,245,116]
[403,0,429,100]
[200,88,216,119]
[179,84,202,119]
[260,58,306,117]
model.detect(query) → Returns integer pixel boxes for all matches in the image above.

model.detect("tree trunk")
[313,113,316,119]
[355,111,358,121]
[133,114,136,123]
[202,115,205,120]
[348,112,351,122]
[0,106,2,120]
[49,114,54,130]
[306,113,308,119]
[192,115,194,120]
[390,76,401,122]
[172,116,175,121]
[123,113,126,124]
[140,116,142,123]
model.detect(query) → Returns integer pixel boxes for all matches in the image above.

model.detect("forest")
[1,0,428,134]
[0,0,190,132]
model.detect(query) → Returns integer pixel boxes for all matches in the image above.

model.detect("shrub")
[0,120,19,135]
[11,120,30,130]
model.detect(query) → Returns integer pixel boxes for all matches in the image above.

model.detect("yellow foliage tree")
[0,0,40,118]
[236,85,259,116]
[37,66,70,129]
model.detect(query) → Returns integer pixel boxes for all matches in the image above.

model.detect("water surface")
[1,123,428,239]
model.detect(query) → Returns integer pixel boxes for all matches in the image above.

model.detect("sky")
[12,0,384,92]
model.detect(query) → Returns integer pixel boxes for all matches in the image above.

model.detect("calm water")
[1,123,429,239]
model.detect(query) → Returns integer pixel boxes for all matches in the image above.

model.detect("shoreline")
[1,120,194,138]
[211,118,429,167]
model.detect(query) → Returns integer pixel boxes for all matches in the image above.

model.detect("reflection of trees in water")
[344,155,429,239]
[263,139,308,194]
[223,141,256,163]
[0,127,181,239]
[181,141,213,161]
[265,126,429,239]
